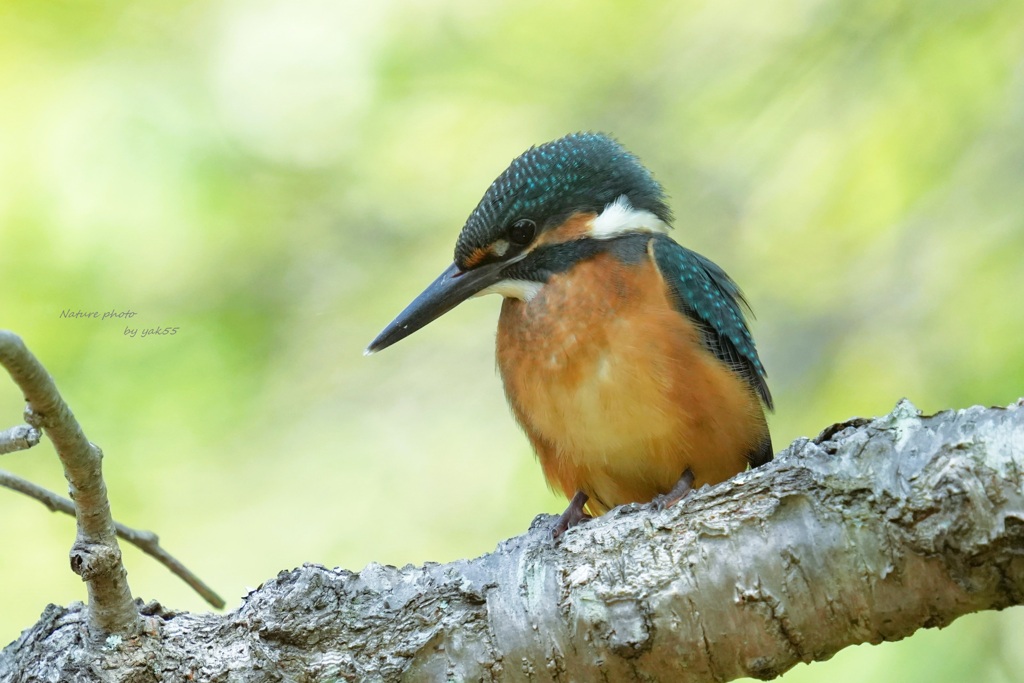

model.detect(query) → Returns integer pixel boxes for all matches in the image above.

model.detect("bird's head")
[366,132,672,354]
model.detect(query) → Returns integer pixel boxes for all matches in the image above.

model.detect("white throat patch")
[476,279,543,302]
[589,195,671,239]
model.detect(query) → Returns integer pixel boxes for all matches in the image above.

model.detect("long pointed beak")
[365,260,507,355]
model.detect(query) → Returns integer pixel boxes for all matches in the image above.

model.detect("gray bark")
[2,399,1023,682]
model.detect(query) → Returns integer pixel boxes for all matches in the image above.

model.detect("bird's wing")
[651,234,773,410]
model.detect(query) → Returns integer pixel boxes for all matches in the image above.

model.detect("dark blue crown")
[454,133,670,267]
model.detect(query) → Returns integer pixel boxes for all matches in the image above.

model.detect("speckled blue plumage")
[651,235,773,410]
[455,133,670,268]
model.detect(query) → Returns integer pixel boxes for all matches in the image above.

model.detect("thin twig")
[0,469,225,609]
[0,424,41,454]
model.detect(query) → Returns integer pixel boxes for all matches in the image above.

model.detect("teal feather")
[651,234,773,410]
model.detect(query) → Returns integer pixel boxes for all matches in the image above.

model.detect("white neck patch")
[589,195,671,239]
[476,279,543,302]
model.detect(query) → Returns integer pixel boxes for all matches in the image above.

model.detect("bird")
[366,132,773,538]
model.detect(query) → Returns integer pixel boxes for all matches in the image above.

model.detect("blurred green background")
[1,0,1022,680]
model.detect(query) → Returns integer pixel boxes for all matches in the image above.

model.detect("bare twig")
[0,330,140,637]
[0,424,41,454]
[0,468,225,609]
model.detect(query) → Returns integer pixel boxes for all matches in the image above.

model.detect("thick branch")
[0,330,140,637]
[2,399,1023,682]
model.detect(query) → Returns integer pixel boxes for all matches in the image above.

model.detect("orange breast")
[496,245,768,515]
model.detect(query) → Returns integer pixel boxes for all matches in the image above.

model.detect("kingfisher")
[366,133,773,537]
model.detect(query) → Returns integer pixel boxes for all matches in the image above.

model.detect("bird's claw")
[652,468,695,511]
[552,490,591,540]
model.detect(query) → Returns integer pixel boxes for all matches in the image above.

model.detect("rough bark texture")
[3,399,1023,682]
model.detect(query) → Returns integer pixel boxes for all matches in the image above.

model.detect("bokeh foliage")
[1,0,1022,680]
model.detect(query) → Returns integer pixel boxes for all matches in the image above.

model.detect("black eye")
[508,219,536,246]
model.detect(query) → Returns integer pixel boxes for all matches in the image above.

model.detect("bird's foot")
[552,490,591,540]
[652,468,695,511]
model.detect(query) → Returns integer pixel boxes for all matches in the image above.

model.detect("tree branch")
[0,468,225,609]
[0,330,140,637]
[3,398,1023,682]
[0,423,41,454]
